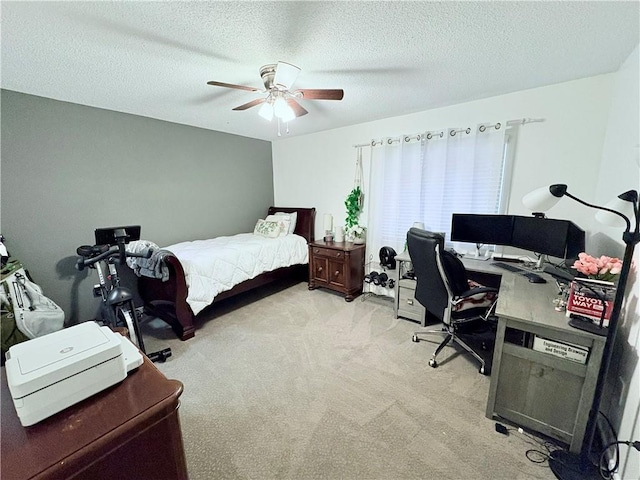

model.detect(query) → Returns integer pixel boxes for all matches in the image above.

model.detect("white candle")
[323,214,333,233]
[335,226,345,242]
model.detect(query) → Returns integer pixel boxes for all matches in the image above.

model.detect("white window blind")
[368,123,512,257]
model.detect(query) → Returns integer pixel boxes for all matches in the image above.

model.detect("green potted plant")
[344,186,366,243]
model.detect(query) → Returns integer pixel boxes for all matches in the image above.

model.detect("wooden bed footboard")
[138,254,196,340]
[138,207,315,340]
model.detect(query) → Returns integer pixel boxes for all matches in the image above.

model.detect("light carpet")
[143,281,557,480]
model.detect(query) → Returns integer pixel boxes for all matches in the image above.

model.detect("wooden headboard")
[267,207,316,244]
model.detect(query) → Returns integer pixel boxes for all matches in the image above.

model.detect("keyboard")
[492,261,523,272]
[492,262,547,283]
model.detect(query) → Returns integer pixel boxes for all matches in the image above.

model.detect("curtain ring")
[479,125,486,133]
[495,123,501,130]
[465,128,471,134]
[426,133,433,140]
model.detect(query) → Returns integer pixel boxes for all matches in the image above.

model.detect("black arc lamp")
[523,184,640,480]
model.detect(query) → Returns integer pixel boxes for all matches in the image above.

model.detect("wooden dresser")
[308,241,366,301]
[1,355,188,480]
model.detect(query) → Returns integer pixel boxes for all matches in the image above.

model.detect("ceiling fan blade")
[207,81,260,92]
[274,61,301,90]
[295,89,344,100]
[286,98,308,117]
[232,98,266,111]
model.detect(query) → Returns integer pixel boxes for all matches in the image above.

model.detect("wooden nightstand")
[308,241,366,301]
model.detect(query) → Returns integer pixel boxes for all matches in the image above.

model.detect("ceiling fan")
[207,61,344,123]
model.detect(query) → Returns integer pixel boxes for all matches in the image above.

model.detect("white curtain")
[367,123,509,263]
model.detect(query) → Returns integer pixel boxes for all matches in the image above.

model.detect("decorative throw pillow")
[253,219,281,238]
[275,211,297,234]
[265,214,291,237]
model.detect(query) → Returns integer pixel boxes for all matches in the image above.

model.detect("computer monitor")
[450,214,514,246]
[94,225,141,246]
[511,216,585,260]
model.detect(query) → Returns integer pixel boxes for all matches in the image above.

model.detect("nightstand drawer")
[311,247,345,260]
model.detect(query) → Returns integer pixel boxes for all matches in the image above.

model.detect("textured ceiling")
[2,1,638,141]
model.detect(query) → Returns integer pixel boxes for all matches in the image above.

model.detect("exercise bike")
[76,226,171,362]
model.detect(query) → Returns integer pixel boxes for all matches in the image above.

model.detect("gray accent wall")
[1,89,273,324]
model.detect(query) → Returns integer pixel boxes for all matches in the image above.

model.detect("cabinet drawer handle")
[336,253,341,257]
[334,270,340,276]
[314,249,320,254]
[407,299,414,305]
[317,266,323,272]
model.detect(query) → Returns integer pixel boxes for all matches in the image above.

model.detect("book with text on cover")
[566,278,616,327]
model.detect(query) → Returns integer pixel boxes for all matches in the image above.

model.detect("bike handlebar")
[76,244,152,271]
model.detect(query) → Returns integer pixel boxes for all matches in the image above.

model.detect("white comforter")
[165,233,308,315]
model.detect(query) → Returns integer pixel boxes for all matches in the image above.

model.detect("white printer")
[5,321,143,427]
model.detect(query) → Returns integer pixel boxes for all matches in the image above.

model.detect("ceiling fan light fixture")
[258,102,274,121]
[274,96,295,122]
[279,104,296,123]
[273,61,301,90]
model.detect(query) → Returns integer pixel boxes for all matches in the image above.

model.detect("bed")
[138,207,316,340]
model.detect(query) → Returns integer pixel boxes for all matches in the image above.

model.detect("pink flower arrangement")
[572,252,623,282]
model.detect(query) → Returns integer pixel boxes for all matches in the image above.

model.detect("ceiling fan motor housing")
[260,64,277,90]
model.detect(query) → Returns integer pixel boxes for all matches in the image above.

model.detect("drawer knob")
[317,266,323,272]
[336,253,341,257]
[314,249,319,253]
[334,270,340,276]
[407,299,414,305]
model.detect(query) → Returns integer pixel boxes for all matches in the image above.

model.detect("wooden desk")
[1,356,188,480]
[486,270,606,454]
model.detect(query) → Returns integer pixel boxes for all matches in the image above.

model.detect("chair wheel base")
[429,359,438,368]
[479,366,485,375]
[412,335,419,342]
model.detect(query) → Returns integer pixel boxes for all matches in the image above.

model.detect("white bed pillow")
[275,211,297,234]
[265,214,291,237]
[253,219,281,238]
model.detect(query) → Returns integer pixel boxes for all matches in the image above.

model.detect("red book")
[566,278,616,327]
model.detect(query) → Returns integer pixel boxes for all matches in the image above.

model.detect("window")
[367,123,514,255]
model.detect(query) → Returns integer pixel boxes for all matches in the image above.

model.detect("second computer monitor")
[511,216,585,260]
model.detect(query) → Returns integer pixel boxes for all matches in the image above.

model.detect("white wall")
[595,44,639,480]
[272,75,614,252]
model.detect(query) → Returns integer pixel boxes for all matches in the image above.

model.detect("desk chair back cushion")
[406,228,448,322]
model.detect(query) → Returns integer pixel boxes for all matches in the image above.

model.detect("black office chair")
[407,228,498,374]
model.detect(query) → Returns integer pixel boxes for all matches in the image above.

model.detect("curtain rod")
[353,117,545,148]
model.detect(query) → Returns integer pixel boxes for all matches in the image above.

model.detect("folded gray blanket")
[125,240,171,281]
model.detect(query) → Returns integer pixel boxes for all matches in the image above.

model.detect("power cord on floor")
[494,422,562,467]
[495,414,640,479]
[598,440,640,479]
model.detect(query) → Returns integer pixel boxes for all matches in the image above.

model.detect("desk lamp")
[523,184,640,480]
